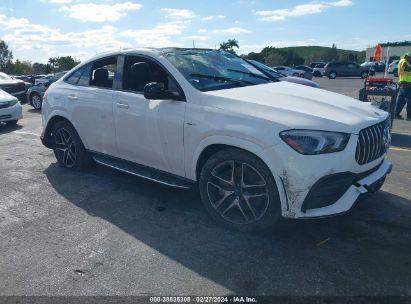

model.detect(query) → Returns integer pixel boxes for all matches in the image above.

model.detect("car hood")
[203,81,388,134]
[0,89,17,102]
[280,76,319,88]
[0,79,24,86]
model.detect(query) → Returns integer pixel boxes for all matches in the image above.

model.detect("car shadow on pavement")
[44,163,411,295]
[0,122,23,134]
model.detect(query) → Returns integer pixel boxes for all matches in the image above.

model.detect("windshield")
[0,72,12,81]
[163,49,272,92]
[248,60,286,78]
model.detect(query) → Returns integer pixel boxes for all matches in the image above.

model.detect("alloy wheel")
[31,94,42,109]
[54,128,77,168]
[206,160,269,225]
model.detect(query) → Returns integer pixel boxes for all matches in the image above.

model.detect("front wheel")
[30,93,42,110]
[199,148,281,231]
[52,120,92,170]
[328,71,337,79]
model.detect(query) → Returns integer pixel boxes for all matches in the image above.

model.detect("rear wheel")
[30,93,42,110]
[361,71,368,79]
[199,148,281,232]
[313,71,322,77]
[328,71,337,79]
[52,120,92,170]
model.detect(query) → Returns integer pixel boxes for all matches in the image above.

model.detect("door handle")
[116,102,129,109]
[67,94,78,101]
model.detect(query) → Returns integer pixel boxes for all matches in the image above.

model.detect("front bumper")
[260,130,392,219]
[0,102,23,122]
[297,158,392,218]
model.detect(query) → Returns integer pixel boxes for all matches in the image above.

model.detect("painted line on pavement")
[390,146,411,152]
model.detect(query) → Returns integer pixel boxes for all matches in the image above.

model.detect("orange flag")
[374,44,382,62]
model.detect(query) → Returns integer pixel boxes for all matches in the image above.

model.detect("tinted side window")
[90,57,117,89]
[65,68,84,85]
[77,64,92,86]
[122,56,180,95]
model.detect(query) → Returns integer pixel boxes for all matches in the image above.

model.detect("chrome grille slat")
[371,126,378,160]
[355,119,389,165]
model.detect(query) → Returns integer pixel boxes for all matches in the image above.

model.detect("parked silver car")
[293,65,314,80]
[273,66,305,78]
[27,72,67,110]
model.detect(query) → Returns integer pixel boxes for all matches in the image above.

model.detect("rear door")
[64,56,118,156]
[346,63,360,77]
[113,55,187,176]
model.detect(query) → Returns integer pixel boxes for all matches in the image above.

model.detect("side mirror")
[143,82,168,100]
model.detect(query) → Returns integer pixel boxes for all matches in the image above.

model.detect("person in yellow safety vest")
[395,52,411,120]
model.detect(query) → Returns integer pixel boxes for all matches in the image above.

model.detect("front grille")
[355,119,390,165]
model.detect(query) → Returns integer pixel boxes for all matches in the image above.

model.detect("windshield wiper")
[189,73,253,85]
[226,69,271,81]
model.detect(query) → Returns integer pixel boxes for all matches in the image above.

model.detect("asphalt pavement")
[0,78,410,296]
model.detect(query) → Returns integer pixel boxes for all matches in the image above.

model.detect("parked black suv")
[324,62,375,79]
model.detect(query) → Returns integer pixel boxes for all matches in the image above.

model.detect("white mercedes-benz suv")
[41,48,392,231]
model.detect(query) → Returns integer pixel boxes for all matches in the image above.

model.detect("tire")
[30,93,43,110]
[5,120,18,126]
[199,148,281,232]
[52,120,93,170]
[313,71,322,77]
[361,71,368,79]
[328,71,337,79]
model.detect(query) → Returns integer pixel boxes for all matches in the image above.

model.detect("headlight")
[280,130,350,155]
[8,99,18,107]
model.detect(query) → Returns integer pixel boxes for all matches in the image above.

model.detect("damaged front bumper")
[287,158,392,219]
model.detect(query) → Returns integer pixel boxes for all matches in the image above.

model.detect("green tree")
[265,51,286,66]
[0,40,13,71]
[48,57,59,72]
[56,56,80,71]
[327,43,338,62]
[12,59,33,75]
[219,39,239,53]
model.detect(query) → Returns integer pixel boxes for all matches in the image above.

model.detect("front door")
[113,55,186,176]
[63,57,118,156]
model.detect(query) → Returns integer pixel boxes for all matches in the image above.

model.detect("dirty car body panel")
[42,48,392,223]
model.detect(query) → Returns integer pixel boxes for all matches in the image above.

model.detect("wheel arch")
[42,115,77,149]
[191,136,271,181]
[29,91,41,100]
[192,139,290,217]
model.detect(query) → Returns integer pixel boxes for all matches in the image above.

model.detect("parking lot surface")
[1,78,411,296]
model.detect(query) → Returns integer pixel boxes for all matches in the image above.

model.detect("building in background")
[366,42,411,63]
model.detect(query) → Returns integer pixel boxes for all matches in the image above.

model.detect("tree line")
[0,40,80,75]
[219,39,365,66]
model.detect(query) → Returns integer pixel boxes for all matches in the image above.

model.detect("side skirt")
[90,152,194,189]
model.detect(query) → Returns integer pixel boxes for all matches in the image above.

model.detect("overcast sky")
[0,0,410,63]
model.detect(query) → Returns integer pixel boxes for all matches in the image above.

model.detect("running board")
[91,153,194,189]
